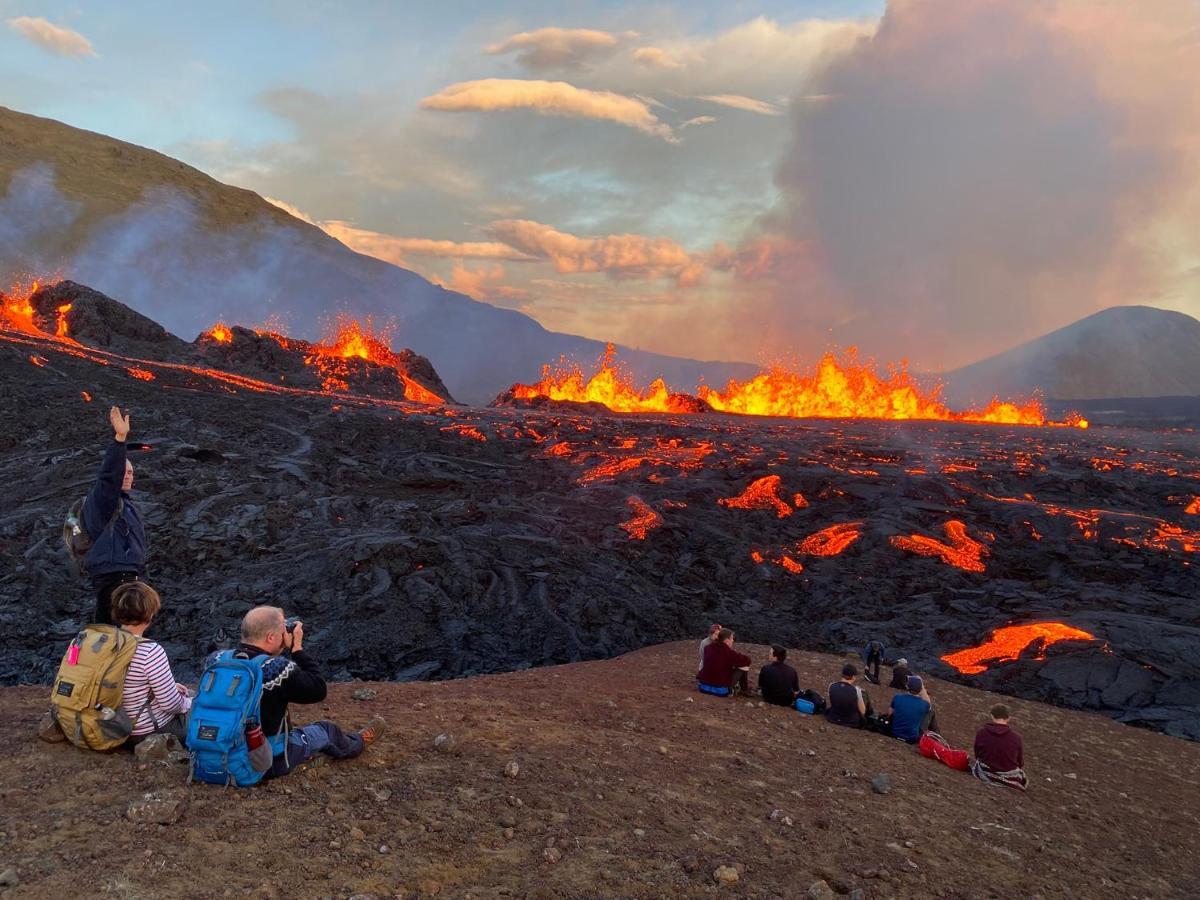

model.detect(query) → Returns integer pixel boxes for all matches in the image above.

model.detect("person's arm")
[142,644,190,717]
[84,408,131,533]
[734,649,752,668]
[790,670,800,699]
[1015,735,1024,769]
[855,686,867,716]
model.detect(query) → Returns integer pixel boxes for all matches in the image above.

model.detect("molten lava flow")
[510,343,698,414]
[941,623,1097,674]
[81,391,93,402]
[206,322,233,343]
[798,522,864,556]
[30,354,46,367]
[619,496,663,540]
[1,280,39,334]
[127,367,156,381]
[1186,497,1200,515]
[699,349,1050,426]
[750,548,805,574]
[890,520,987,573]
[717,475,794,517]
[55,304,72,338]
[295,315,442,404]
[440,424,487,442]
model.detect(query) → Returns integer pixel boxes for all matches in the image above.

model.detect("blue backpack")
[186,651,286,786]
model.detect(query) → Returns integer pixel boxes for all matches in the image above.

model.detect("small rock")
[378,844,389,854]
[498,811,518,828]
[350,826,367,841]
[366,786,392,803]
[504,761,520,778]
[903,840,914,848]
[633,828,646,838]
[502,827,514,840]
[807,880,835,900]
[870,774,892,795]
[679,855,701,873]
[433,733,457,754]
[0,869,17,888]
[543,847,561,864]
[713,866,739,885]
[133,733,183,762]
[352,687,378,701]
[126,792,185,825]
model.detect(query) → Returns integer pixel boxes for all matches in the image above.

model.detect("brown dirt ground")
[1,641,1198,899]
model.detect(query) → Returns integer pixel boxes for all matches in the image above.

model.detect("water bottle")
[244,720,265,750]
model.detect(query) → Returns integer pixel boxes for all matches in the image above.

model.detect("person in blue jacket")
[83,406,148,624]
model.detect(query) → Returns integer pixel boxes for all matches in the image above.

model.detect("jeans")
[269,719,364,778]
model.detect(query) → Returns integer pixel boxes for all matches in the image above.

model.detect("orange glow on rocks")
[619,496,663,540]
[206,322,233,343]
[127,367,156,381]
[54,304,72,338]
[718,475,794,517]
[1186,497,1200,515]
[798,522,864,556]
[890,520,987,573]
[1,280,39,334]
[941,623,1098,674]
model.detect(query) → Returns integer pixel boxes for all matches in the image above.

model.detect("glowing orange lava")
[206,322,233,343]
[510,343,699,414]
[298,315,442,404]
[798,522,864,556]
[890,520,987,573]
[127,367,156,381]
[512,345,1084,427]
[718,475,794,517]
[55,304,72,338]
[941,623,1098,674]
[1186,497,1200,515]
[1,280,39,334]
[440,424,487,442]
[619,496,663,540]
[81,391,93,402]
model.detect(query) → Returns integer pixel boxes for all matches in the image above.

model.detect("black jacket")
[82,440,147,581]
[233,643,327,739]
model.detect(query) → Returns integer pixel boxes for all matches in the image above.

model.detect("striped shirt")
[121,640,191,736]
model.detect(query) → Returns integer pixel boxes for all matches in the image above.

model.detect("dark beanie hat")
[907,675,924,694]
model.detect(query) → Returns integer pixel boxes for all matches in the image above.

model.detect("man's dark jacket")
[233,644,328,739]
[757,660,800,706]
[82,440,147,582]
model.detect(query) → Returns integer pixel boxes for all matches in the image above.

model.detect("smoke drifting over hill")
[759,0,1200,369]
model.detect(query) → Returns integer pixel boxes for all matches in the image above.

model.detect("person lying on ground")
[863,640,885,684]
[757,645,801,707]
[889,657,911,690]
[697,628,751,697]
[889,675,935,743]
[698,622,722,673]
[826,663,872,727]
[232,606,385,777]
[971,704,1027,790]
[111,581,192,746]
[82,406,148,625]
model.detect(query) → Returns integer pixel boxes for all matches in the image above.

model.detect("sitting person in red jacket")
[971,703,1027,791]
[697,628,751,697]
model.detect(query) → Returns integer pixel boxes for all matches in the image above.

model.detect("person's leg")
[733,668,750,697]
[922,708,939,734]
[303,720,366,761]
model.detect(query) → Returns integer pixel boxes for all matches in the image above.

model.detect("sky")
[2,0,1199,370]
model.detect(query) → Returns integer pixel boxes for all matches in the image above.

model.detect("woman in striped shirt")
[110,582,192,744]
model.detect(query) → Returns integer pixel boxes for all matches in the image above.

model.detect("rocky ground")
[2,285,1199,742]
[1,642,1198,899]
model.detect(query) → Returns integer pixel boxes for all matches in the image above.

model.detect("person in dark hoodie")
[82,406,148,625]
[233,605,385,777]
[757,645,801,706]
[971,704,1027,790]
[889,658,911,690]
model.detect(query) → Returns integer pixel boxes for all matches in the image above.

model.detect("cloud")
[6,16,96,58]
[486,219,707,286]
[696,94,782,116]
[421,78,675,141]
[316,221,534,266]
[680,116,716,129]
[435,262,530,303]
[485,27,637,71]
[754,0,1200,369]
[263,196,317,225]
[632,46,683,70]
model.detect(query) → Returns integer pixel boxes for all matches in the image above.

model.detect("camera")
[284,616,301,633]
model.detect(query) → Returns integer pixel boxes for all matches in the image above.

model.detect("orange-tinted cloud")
[421,78,675,141]
[485,27,637,70]
[696,94,781,116]
[6,16,96,58]
[632,46,683,70]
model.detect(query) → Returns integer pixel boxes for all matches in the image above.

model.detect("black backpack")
[63,496,122,578]
[799,688,827,714]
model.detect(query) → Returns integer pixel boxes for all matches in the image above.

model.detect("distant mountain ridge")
[0,105,758,404]
[944,305,1200,406]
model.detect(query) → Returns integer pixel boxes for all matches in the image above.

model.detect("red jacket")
[974,722,1025,771]
[698,641,751,688]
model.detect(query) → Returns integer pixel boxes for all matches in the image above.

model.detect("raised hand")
[109,406,130,442]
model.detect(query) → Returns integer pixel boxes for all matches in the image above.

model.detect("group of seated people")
[43,581,385,778]
[696,624,1027,790]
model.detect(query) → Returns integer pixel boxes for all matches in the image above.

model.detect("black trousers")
[93,572,140,625]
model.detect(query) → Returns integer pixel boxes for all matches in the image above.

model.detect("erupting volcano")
[501,344,1087,428]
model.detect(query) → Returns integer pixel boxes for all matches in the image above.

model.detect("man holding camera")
[235,605,385,777]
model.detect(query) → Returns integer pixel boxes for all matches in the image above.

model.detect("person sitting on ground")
[111,582,192,746]
[757,645,800,707]
[889,657,911,690]
[698,622,722,672]
[826,663,871,727]
[971,704,1027,791]
[82,406,148,625]
[863,640,885,684]
[234,606,385,777]
[697,628,752,697]
[889,675,935,743]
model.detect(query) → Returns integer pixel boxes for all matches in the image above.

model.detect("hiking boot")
[37,711,66,744]
[359,716,387,747]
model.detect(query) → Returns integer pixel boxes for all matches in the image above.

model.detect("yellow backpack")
[50,625,144,751]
